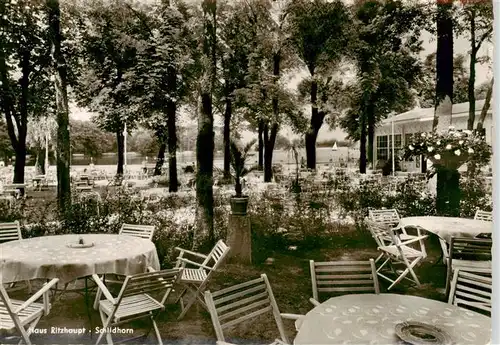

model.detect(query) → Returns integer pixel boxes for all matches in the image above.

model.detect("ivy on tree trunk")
[435,166,461,216]
[116,128,125,176]
[154,141,166,176]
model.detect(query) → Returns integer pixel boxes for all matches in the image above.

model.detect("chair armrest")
[92,274,116,305]
[280,313,304,320]
[399,235,428,246]
[177,257,214,271]
[15,278,59,314]
[309,297,320,306]
[174,247,208,259]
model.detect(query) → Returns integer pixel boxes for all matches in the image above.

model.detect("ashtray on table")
[395,321,452,345]
[67,241,95,248]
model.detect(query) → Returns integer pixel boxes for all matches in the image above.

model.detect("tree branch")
[475,27,492,51]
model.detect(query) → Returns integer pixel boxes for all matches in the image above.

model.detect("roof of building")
[381,99,493,125]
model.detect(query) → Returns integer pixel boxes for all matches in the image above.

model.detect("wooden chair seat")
[382,245,423,258]
[181,268,208,283]
[99,294,164,321]
[0,300,44,330]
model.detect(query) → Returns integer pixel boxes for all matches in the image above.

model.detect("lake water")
[37,147,356,167]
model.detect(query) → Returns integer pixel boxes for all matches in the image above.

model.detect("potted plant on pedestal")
[229,139,256,216]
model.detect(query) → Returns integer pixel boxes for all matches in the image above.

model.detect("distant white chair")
[0,278,59,345]
[448,269,492,316]
[119,223,155,241]
[474,209,492,222]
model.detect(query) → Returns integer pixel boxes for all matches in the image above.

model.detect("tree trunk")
[264,123,278,182]
[305,79,325,170]
[223,96,232,179]
[433,0,454,132]
[48,0,71,213]
[476,78,493,131]
[467,12,476,130]
[435,166,460,217]
[196,92,215,249]
[195,0,216,250]
[359,116,367,174]
[36,147,46,175]
[167,100,178,192]
[154,141,166,176]
[258,120,264,170]
[116,128,125,176]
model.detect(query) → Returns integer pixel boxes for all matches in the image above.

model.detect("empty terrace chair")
[448,268,492,316]
[119,223,156,241]
[366,220,428,290]
[309,259,380,306]
[368,208,417,241]
[92,268,182,345]
[174,240,230,320]
[204,274,302,345]
[0,220,22,243]
[0,278,59,345]
[445,237,492,295]
[474,209,492,222]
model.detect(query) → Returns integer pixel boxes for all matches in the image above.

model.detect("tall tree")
[194,0,217,248]
[47,0,71,213]
[287,0,351,170]
[342,0,423,173]
[456,1,493,130]
[433,0,454,131]
[0,0,52,189]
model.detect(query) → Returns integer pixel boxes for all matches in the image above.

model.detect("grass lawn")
[3,226,449,345]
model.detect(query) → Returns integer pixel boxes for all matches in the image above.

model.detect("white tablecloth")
[0,234,160,283]
[399,216,492,243]
[294,294,491,345]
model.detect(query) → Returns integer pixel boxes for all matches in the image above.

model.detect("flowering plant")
[403,127,492,169]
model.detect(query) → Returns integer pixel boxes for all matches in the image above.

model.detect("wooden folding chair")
[309,259,380,306]
[474,209,492,222]
[0,278,59,345]
[368,209,420,242]
[372,225,427,290]
[204,274,301,345]
[119,223,155,241]
[92,268,182,345]
[0,221,31,293]
[448,268,492,316]
[174,240,230,320]
[445,237,492,295]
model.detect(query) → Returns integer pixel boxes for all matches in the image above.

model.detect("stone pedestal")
[227,214,252,264]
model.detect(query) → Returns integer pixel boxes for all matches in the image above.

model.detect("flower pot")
[230,196,249,216]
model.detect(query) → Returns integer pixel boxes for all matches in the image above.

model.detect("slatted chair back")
[310,259,379,302]
[368,209,400,226]
[115,268,182,310]
[0,283,27,337]
[365,218,390,247]
[449,237,492,262]
[474,210,492,222]
[204,274,289,344]
[448,269,492,316]
[0,221,22,243]
[200,239,231,270]
[119,223,155,241]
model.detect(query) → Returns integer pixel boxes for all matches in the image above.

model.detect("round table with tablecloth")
[294,294,491,345]
[399,216,492,243]
[0,234,160,284]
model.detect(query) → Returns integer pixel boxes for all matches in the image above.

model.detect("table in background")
[399,216,492,243]
[0,234,160,284]
[294,294,491,345]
